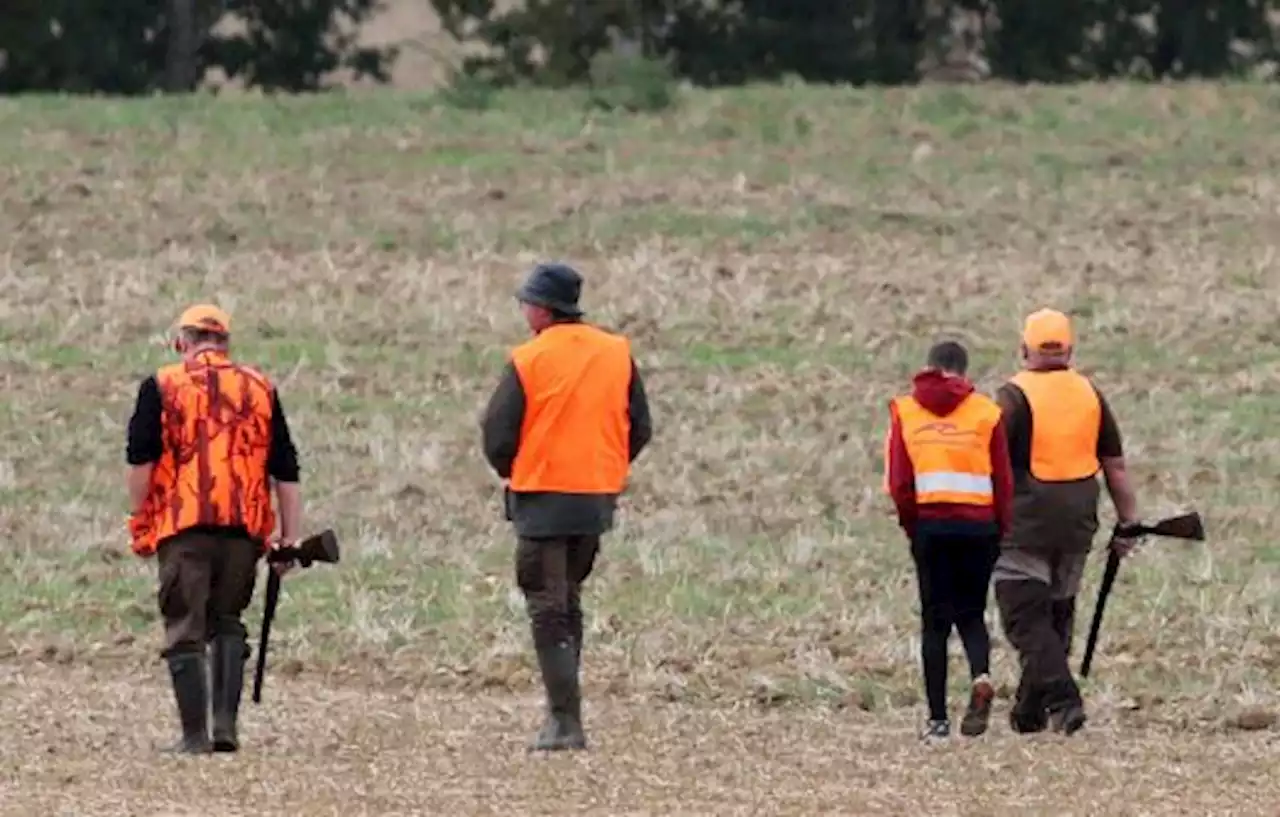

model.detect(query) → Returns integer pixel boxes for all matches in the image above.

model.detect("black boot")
[163,652,212,754]
[210,634,247,752]
[530,640,587,752]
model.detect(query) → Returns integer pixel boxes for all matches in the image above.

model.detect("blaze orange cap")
[175,304,231,335]
[1022,308,1072,351]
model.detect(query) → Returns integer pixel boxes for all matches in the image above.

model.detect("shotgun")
[252,529,341,704]
[1079,512,1205,678]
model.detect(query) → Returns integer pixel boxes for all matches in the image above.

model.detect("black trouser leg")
[911,533,954,723]
[955,615,991,679]
[953,535,999,680]
[920,626,950,722]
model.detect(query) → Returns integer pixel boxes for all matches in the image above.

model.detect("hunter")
[886,340,1014,740]
[992,308,1141,736]
[481,263,653,752]
[126,304,304,754]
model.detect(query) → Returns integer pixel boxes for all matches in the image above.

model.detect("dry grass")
[4,663,1279,816]
[2,80,1280,813]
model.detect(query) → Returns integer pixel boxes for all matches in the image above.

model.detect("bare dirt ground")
[4,661,1278,816]
[2,79,1279,813]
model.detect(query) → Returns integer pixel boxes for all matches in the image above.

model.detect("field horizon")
[1,80,1278,814]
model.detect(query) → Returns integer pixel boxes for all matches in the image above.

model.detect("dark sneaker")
[921,719,950,741]
[960,676,995,737]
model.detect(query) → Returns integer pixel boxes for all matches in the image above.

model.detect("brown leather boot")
[162,652,212,754]
[530,640,587,752]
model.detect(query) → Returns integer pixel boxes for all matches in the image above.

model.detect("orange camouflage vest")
[130,351,276,556]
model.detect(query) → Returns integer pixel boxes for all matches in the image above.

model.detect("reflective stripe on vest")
[915,471,994,497]
[892,392,1001,506]
[509,323,633,494]
[1009,369,1102,482]
[131,351,277,557]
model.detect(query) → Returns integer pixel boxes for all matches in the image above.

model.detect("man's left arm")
[125,376,163,514]
[626,358,652,462]
[481,362,526,479]
[268,389,303,546]
[1096,390,1138,527]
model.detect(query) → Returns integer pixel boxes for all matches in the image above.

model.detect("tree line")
[0,0,392,94]
[1,0,1276,95]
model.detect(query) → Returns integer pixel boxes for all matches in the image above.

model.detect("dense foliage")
[1,0,1274,94]
[0,0,396,94]
[430,0,1280,86]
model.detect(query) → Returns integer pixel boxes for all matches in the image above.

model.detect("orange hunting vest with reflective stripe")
[1010,369,1101,482]
[132,351,277,556]
[509,323,632,494]
[892,392,1002,506]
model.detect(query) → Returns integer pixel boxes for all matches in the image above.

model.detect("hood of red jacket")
[910,368,974,416]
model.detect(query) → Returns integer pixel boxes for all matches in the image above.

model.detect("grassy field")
[2,80,1279,814]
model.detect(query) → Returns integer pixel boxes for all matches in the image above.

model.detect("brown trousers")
[156,529,260,657]
[515,536,600,650]
[994,550,1088,726]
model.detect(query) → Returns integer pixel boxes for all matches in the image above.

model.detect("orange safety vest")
[131,351,277,556]
[1009,369,1101,482]
[891,392,1002,506]
[509,323,632,494]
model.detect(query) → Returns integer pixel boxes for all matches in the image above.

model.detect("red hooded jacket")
[887,369,1014,538]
